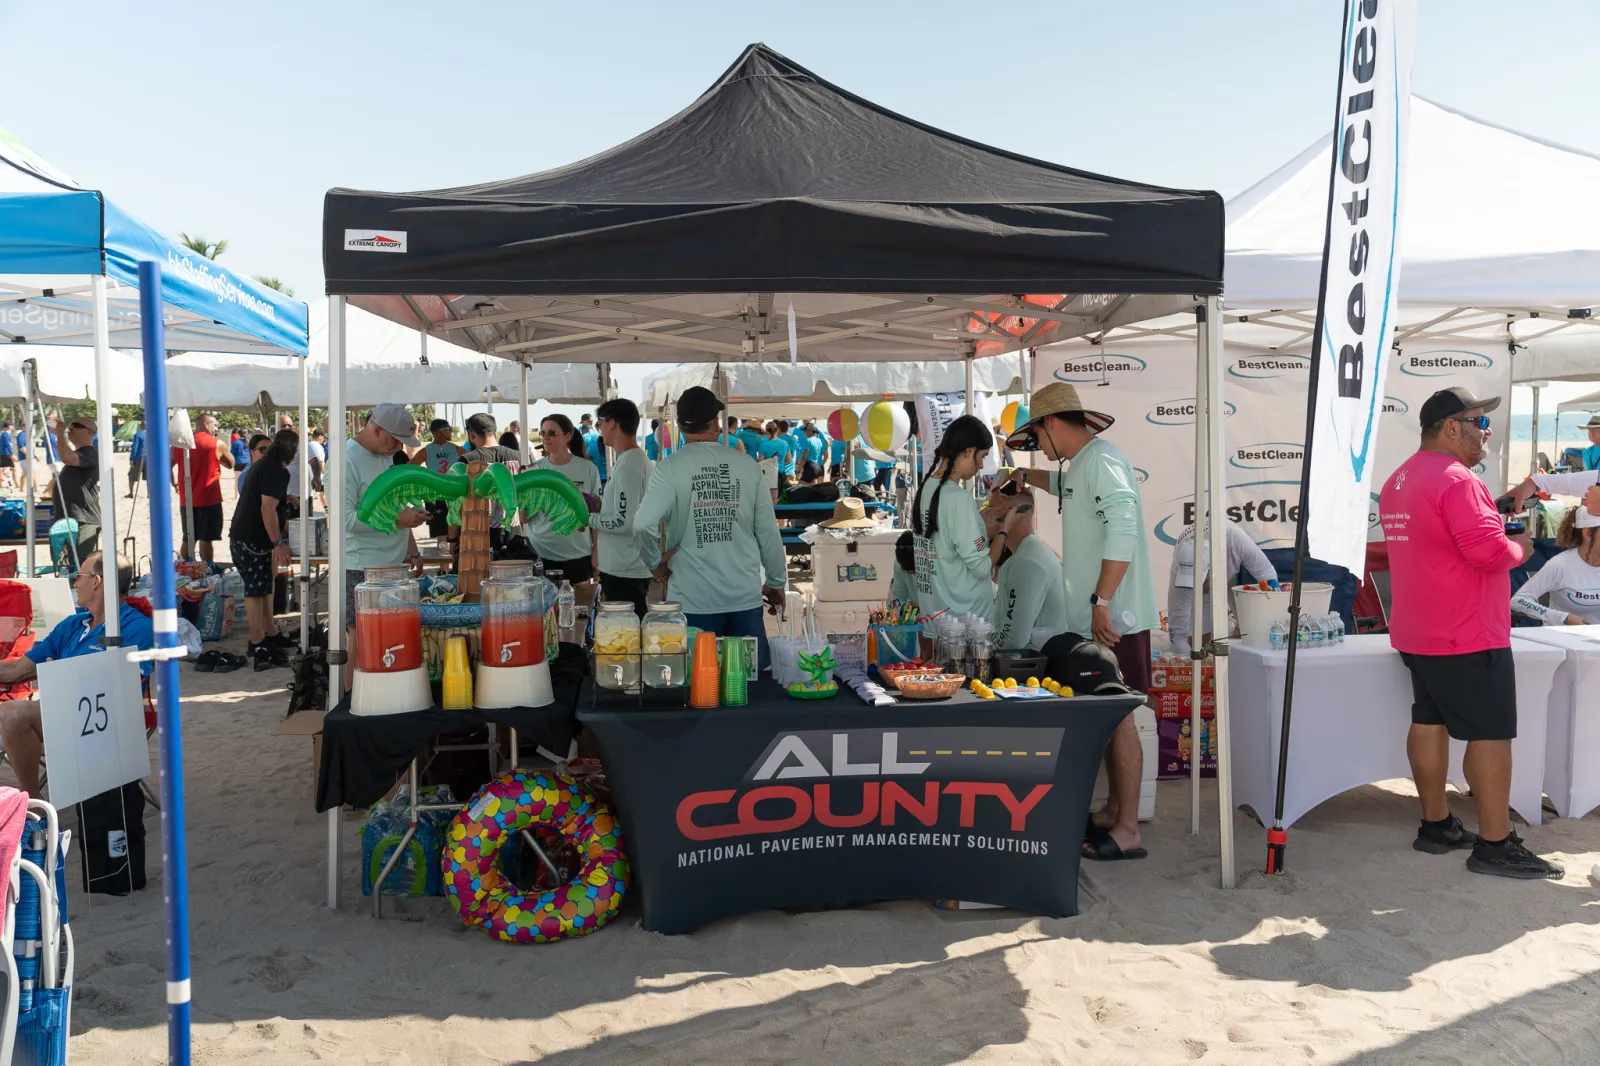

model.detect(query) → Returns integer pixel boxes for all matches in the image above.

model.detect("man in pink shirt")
[1379,387,1559,879]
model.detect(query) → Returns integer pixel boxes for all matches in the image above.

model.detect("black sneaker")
[1466,833,1563,880]
[1413,816,1473,854]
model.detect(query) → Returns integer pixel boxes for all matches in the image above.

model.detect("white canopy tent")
[166,299,609,409]
[643,358,1025,415]
[0,347,144,403]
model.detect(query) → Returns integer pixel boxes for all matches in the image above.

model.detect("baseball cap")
[1418,386,1500,429]
[676,386,724,425]
[368,402,420,447]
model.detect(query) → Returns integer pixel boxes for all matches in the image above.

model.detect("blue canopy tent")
[0,124,307,1062]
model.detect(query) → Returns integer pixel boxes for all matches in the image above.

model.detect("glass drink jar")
[480,561,545,668]
[593,601,641,691]
[641,602,689,688]
[354,565,423,673]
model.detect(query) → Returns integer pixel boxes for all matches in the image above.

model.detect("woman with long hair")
[1511,505,1600,625]
[910,415,995,621]
[529,414,599,584]
[229,427,298,668]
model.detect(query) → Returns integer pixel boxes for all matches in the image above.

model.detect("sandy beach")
[14,453,1600,1065]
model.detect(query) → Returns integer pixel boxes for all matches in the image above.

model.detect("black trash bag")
[79,782,146,896]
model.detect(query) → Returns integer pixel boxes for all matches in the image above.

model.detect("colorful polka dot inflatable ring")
[445,770,629,943]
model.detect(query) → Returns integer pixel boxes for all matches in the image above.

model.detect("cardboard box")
[1148,662,1215,693]
[1151,690,1216,720]
[1157,715,1216,780]
[275,710,327,797]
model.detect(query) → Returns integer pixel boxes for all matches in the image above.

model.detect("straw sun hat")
[1005,382,1114,451]
[821,498,878,529]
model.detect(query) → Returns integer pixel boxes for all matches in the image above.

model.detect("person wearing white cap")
[1167,518,1277,653]
[1510,505,1600,625]
[341,403,425,691]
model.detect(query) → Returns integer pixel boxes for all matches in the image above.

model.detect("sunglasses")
[1452,415,1491,431]
[540,429,564,438]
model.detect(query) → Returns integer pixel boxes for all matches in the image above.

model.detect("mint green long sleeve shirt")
[633,442,787,613]
[1048,436,1158,636]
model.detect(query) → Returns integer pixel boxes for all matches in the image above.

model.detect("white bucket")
[1232,583,1334,648]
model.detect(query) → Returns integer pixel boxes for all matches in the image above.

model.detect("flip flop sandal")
[193,650,220,673]
[214,652,248,674]
[1082,828,1148,862]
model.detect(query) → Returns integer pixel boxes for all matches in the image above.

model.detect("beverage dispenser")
[476,562,557,709]
[351,565,432,716]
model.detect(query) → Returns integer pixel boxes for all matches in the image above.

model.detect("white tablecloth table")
[1507,625,1600,820]
[1230,634,1565,829]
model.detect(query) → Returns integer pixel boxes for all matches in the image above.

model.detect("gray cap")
[368,403,420,447]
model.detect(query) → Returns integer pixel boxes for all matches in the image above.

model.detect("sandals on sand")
[1082,829,1148,862]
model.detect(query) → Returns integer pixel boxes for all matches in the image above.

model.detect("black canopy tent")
[322,43,1223,364]
[317,44,1241,907]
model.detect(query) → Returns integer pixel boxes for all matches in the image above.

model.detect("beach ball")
[827,408,858,443]
[1001,401,1030,437]
[859,401,909,453]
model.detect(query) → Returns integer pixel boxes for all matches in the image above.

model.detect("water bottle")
[1268,620,1287,650]
[1297,613,1318,650]
[557,579,576,629]
[1328,613,1346,645]
[534,556,546,580]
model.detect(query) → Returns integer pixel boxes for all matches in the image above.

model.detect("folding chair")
[10,798,72,1065]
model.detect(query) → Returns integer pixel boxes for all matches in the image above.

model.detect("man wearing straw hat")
[1000,381,1158,862]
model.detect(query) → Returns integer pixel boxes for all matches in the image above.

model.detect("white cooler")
[812,529,902,602]
[808,598,878,638]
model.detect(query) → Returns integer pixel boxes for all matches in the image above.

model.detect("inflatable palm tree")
[356,461,588,598]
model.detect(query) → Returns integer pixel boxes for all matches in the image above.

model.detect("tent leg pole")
[1205,294,1235,890]
[1190,304,1209,837]
[325,295,348,911]
[92,275,121,641]
[518,362,531,468]
[182,452,195,562]
[22,362,36,577]
[299,350,311,654]
[1529,384,1541,479]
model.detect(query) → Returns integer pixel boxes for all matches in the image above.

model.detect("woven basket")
[893,673,966,700]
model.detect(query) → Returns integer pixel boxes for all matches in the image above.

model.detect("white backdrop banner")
[1305,0,1418,575]
[1032,336,1507,617]
[913,393,998,475]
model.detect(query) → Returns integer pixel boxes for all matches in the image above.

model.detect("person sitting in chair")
[0,553,153,796]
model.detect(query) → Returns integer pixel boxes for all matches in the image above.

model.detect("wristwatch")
[1089,592,1105,607]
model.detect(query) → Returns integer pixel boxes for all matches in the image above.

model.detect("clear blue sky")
[1,0,1594,304]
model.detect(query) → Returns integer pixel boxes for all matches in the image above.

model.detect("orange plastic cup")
[691,630,720,709]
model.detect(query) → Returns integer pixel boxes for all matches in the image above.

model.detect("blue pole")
[138,261,191,1065]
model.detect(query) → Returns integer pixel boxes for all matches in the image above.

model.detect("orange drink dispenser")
[476,562,557,709]
[351,565,432,716]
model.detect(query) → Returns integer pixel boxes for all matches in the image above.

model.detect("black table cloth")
[578,677,1141,934]
[315,644,586,811]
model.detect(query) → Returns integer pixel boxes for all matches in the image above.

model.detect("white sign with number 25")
[36,649,151,809]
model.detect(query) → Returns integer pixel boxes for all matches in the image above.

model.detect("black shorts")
[537,555,594,585]
[0,456,14,468]
[802,460,824,483]
[1399,648,1517,741]
[231,540,275,597]
[599,572,651,616]
[182,502,224,542]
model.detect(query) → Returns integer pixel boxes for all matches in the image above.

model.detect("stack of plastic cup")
[441,634,473,710]
[691,631,720,709]
[720,634,749,706]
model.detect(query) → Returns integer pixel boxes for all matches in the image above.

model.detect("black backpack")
[1040,633,1137,695]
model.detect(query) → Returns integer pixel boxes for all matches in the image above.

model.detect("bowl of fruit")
[878,658,936,691]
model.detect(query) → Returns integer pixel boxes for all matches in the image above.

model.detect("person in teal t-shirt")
[635,388,787,668]
[852,449,874,484]
[910,415,995,621]
[1582,417,1600,470]
[762,423,795,490]
[579,413,607,483]
[801,424,826,475]
[1003,381,1155,863]
[737,420,765,459]
[645,420,661,461]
